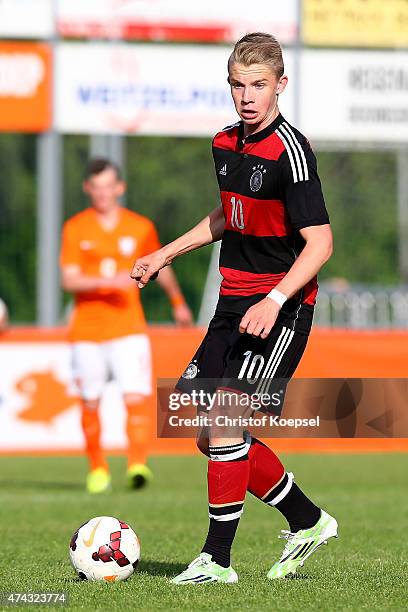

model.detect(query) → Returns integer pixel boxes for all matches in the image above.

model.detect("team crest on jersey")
[118,236,137,256]
[182,362,199,379]
[250,164,267,192]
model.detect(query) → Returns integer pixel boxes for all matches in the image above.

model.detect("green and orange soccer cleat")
[171,553,238,585]
[86,468,111,494]
[267,510,338,579]
[127,463,153,490]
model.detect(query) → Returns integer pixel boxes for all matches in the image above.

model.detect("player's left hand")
[173,303,194,327]
[239,298,281,339]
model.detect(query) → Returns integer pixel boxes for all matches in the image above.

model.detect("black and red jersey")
[212,113,330,335]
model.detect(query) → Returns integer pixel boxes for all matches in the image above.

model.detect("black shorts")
[176,313,310,414]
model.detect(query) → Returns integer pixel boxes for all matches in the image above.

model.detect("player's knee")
[124,392,146,406]
[82,398,99,411]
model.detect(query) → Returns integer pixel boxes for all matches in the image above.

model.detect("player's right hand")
[131,251,167,289]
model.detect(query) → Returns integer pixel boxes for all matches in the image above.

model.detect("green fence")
[0,134,400,324]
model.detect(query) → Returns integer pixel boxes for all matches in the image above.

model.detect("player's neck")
[94,204,121,231]
[243,106,280,138]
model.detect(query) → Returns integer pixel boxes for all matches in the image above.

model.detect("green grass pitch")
[0,453,407,611]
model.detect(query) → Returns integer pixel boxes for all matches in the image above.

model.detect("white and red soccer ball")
[69,516,140,581]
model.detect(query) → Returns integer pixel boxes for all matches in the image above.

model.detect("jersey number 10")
[230,196,245,230]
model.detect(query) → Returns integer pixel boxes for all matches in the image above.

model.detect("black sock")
[275,483,321,532]
[202,518,240,568]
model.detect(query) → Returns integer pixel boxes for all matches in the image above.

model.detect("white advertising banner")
[0,0,54,38]
[301,50,408,143]
[0,343,126,452]
[55,43,295,136]
[57,0,297,44]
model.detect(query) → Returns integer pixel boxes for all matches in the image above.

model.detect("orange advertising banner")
[0,326,407,455]
[0,42,52,132]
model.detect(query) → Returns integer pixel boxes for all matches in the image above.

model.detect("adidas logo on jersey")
[219,164,227,176]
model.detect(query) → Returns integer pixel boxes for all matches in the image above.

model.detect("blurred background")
[0,0,407,454]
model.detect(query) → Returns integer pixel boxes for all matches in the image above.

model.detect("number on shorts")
[238,350,265,383]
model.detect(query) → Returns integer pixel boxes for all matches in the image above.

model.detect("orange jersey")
[60,207,161,342]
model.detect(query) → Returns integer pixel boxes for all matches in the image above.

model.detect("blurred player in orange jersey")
[60,158,192,493]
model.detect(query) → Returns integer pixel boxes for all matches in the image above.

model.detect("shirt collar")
[238,113,285,147]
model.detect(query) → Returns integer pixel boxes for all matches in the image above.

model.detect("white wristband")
[266,288,287,308]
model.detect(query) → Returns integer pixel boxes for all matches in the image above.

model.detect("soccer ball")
[69,516,140,581]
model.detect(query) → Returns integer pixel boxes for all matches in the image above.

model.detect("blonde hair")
[228,32,284,78]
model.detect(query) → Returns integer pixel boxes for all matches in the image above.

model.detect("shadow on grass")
[138,559,186,577]
[0,479,82,491]
[62,560,186,582]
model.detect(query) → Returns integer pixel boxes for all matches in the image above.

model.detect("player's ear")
[82,180,90,195]
[277,75,288,94]
[116,180,126,197]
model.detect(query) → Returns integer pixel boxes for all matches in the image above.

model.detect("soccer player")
[131,33,337,581]
[60,158,192,494]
